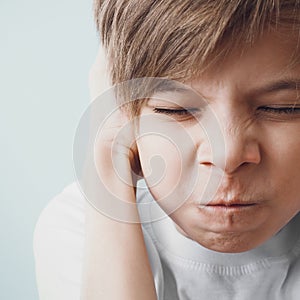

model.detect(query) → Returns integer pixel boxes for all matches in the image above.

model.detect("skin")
[81,45,157,300]
[137,29,300,253]
[81,27,300,299]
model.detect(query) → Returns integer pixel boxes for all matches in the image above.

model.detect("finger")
[88,45,111,101]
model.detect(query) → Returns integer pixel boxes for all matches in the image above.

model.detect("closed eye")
[258,106,300,114]
[153,107,199,115]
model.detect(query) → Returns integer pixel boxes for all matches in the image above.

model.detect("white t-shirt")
[33,180,300,300]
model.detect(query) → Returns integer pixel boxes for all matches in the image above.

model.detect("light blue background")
[1,1,98,298]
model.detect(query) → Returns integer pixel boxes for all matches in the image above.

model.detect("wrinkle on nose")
[195,102,262,174]
[197,119,261,174]
[217,121,261,174]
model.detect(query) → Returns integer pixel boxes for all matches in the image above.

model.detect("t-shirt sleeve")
[33,180,164,300]
[33,182,86,300]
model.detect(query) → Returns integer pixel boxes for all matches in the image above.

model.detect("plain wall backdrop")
[0,1,98,298]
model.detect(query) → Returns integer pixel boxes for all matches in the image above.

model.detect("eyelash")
[153,108,198,115]
[152,105,300,124]
[258,106,300,114]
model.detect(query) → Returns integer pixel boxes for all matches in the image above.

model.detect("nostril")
[201,162,214,167]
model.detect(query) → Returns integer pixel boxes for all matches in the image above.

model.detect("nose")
[197,114,261,174]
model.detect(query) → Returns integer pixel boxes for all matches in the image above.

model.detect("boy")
[34,0,300,299]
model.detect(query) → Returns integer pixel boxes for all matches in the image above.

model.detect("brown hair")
[94,0,300,114]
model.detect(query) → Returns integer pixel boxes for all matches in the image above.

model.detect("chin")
[191,231,264,253]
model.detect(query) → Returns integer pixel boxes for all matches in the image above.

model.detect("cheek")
[136,118,219,211]
[263,124,300,181]
[137,117,200,201]
[260,124,300,210]
[137,135,183,199]
[137,130,208,215]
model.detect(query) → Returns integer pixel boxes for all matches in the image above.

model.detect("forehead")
[184,29,300,95]
[134,28,300,114]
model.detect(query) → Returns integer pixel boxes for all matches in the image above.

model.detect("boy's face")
[137,29,300,253]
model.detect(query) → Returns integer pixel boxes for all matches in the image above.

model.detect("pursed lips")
[204,200,258,207]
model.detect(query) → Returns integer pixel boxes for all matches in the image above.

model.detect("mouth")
[194,198,265,233]
[198,200,258,210]
[208,202,257,207]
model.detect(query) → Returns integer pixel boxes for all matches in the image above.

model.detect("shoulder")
[33,180,164,300]
[33,182,86,300]
[33,182,86,247]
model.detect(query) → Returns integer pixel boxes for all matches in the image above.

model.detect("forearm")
[81,203,157,300]
[80,149,157,299]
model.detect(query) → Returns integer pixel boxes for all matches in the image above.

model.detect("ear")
[129,138,144,178]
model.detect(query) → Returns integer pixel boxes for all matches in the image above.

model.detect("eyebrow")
[149,79,193,94]
[149,78,300,103]
[252,78,300,96]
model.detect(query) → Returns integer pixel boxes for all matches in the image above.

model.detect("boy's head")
[93,0,300,253]
[94,0,300,113]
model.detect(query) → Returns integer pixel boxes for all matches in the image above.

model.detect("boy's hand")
[80,46,143,222]
[88,46,110,101]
